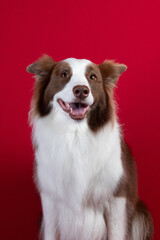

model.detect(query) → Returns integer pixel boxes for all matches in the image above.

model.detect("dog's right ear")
[26,54,55,77]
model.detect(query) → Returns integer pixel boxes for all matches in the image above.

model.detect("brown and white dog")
[27,55,153,240]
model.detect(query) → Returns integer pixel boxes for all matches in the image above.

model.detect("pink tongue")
[69,103,87,116]
[72,107,85,116]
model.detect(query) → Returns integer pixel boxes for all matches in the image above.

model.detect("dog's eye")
[61,72,68,78]
[90,74,97,81]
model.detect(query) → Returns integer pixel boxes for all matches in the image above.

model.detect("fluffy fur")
[27,55,153,240]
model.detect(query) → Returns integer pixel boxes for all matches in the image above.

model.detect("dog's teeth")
[70,108,72,113]
[66,103,69,108]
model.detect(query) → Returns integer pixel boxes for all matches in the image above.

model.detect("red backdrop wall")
[1,0,160,239]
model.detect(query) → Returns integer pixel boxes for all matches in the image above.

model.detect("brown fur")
[27,57,72,122]
[85,62,125,131]
[114,139,154,239]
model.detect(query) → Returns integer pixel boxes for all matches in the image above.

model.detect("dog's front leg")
[105,197,127,240]
[41,194,57,240]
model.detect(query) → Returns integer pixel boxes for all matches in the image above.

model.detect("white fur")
[33,115,124,240]
[106,197,127,240]
[32,58,126,240]
[132,214,148,240]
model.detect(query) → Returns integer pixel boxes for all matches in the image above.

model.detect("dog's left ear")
[99,60,127,87]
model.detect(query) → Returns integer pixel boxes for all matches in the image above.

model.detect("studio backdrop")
[0,0,160,239]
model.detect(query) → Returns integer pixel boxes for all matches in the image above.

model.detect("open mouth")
[58,99,90,120]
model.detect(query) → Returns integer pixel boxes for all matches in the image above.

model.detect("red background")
[0,0,160,239]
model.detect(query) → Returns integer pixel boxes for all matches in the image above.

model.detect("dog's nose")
[73,85,90,100]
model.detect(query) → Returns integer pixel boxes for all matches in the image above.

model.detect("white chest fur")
[33,112,123,206]
[33,113,123,240]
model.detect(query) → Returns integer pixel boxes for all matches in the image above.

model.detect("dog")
[27,55,153,240]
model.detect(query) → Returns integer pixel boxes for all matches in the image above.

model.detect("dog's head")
[27,55,127,131]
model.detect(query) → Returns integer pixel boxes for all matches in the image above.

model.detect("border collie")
[27,55,153,240]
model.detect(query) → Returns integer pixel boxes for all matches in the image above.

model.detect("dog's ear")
[99,60,127,87]
[26,54,55,77]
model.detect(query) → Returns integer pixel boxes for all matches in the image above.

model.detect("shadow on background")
[0,156,40,240]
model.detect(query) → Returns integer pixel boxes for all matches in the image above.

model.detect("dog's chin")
[57,99,91,120]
